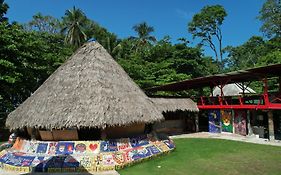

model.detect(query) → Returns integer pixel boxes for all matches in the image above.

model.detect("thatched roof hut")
[6,42,163,130]
[150,98,199,113]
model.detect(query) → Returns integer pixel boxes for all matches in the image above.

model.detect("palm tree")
[61,6,88,48]
[131,22,156,47]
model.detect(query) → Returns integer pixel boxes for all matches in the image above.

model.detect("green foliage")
[0,0,8,22]
[87,21,122,58]
[188,5,227,62]
[117,36,216,97]
[130,22,157,52]
[225,36,281,71]
[258,0,281,38]
[0,21,74,127]
[61,6,88,48]
[224,36,266,70]
[25,12,61,33]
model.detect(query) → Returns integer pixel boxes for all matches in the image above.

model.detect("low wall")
[0,134,175,173]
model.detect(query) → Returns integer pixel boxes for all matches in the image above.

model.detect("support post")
[195,113,199,132]
[232,109,235,134]
[31,128,37,140]
[268,110,275,141]
[279,77,281,93]
[247,110,253,136]
[263,78,270,105]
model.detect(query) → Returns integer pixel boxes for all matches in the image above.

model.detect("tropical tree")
[0,0,8,22]
[26,12,61,33]
[188,5,227,63]
[258,0,281,38]
[61,6,88,48]
[0,21,74,127]
[224,36,266,71]
[87,21,122,58]
[131,22,156,50]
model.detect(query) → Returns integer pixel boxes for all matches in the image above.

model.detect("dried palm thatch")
[6,42,163,130]
[150,98,199,113]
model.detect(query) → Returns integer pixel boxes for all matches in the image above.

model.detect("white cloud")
[175,9,194,20]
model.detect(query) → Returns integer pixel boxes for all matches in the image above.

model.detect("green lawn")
[119,138,281,175]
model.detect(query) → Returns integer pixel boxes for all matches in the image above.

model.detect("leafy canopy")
[258,0,281,38]
[188,5,227,63]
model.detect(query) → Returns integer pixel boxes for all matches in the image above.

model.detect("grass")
[118,138,281,175]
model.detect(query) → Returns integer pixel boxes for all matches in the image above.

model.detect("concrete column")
[232,109,235,134]
[195,113,199,132]
[268,110,275,141]
[247,110,253,136]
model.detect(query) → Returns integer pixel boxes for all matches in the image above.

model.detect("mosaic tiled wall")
[221,110,233,133]
[208,110,221,133]
[0,134,175,173]
[234,110,247,136]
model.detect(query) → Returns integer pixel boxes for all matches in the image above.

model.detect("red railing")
[197,93,281,110]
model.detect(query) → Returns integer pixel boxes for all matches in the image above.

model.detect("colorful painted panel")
[208,110,221,133]
[100,140,117,152]
[112,152,126,165]
[125,147,151,161]
[22,141,37,154]
[130,135,149,147]
[0,153,34,167]
[87,142,100,154]
[47,142,57,155]
[117,138,131,151]
[36,143,48,154]
[56,142,74,155]
[221,110,233,133]
[74,142,87,154]
[234,110,247,136]
[145,145,161,155]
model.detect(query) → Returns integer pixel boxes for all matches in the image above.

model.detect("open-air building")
[148,64,281,141]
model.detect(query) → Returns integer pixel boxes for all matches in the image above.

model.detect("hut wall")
[153,120,185,134]
[38,129,79,141]
[152,111,196,135]
[103,123,145,139]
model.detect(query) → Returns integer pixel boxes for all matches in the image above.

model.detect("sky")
[5,0,265,57]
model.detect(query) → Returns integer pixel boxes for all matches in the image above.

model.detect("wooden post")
[268,110,275,141]
[31,128,37,140]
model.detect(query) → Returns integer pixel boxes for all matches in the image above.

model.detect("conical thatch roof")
[150,98,199,113]
[6,42,163,130]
